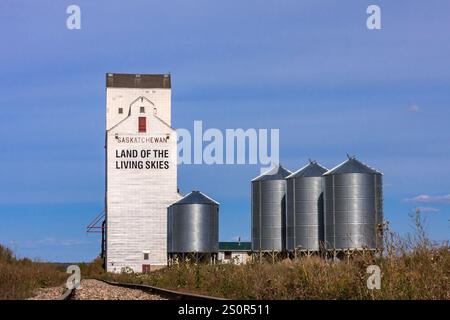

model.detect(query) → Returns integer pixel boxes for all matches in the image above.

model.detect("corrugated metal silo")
[323,156,383,251]
[252,165,292,252]
[167,191,219,254]
[286,160,328,252]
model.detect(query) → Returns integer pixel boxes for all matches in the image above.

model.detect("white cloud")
[404,194,450,204]
[16,238,92,249]
[408,104,420,113]
[417,207,440,213]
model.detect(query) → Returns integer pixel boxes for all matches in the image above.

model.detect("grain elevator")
[104,73,180,273]
[92,73,384,272]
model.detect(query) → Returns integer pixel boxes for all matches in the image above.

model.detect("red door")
[142,264,151,273]
[138,117,146,132]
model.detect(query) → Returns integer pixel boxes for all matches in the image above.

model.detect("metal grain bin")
[323,156,383,251]
[286,160,328,252]
[252,165,292,252]
[167,191,219,253]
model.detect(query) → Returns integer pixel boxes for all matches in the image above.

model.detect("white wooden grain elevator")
[104,73,180,273]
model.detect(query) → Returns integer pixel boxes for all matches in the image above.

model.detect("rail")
[55,287,75,300]
[97,279,227,300]
[54,279,226,300]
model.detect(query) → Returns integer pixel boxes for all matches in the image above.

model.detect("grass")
[92,247,448,299]
[0,246,67,300]
[1,209,447,300]
[88,209,449,300]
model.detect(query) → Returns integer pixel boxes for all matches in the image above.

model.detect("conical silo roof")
[172,191,219,205]
[251,165,291,182]
[324,156,382,176]
[286,160,328,179]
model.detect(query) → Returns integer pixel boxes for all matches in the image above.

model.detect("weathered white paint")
[105,82,179,273]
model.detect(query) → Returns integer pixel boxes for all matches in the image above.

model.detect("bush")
[0,245,67,300]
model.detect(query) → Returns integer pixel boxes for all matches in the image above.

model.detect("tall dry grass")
[93,210,449,299]
[0,245,67,300]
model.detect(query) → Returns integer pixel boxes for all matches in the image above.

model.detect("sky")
[0,0,449,262]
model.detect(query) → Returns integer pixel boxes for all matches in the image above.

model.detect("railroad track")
[56,279,225,300]
[57,287,75,300]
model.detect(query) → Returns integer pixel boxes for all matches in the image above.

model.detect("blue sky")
[0,0,449,262]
